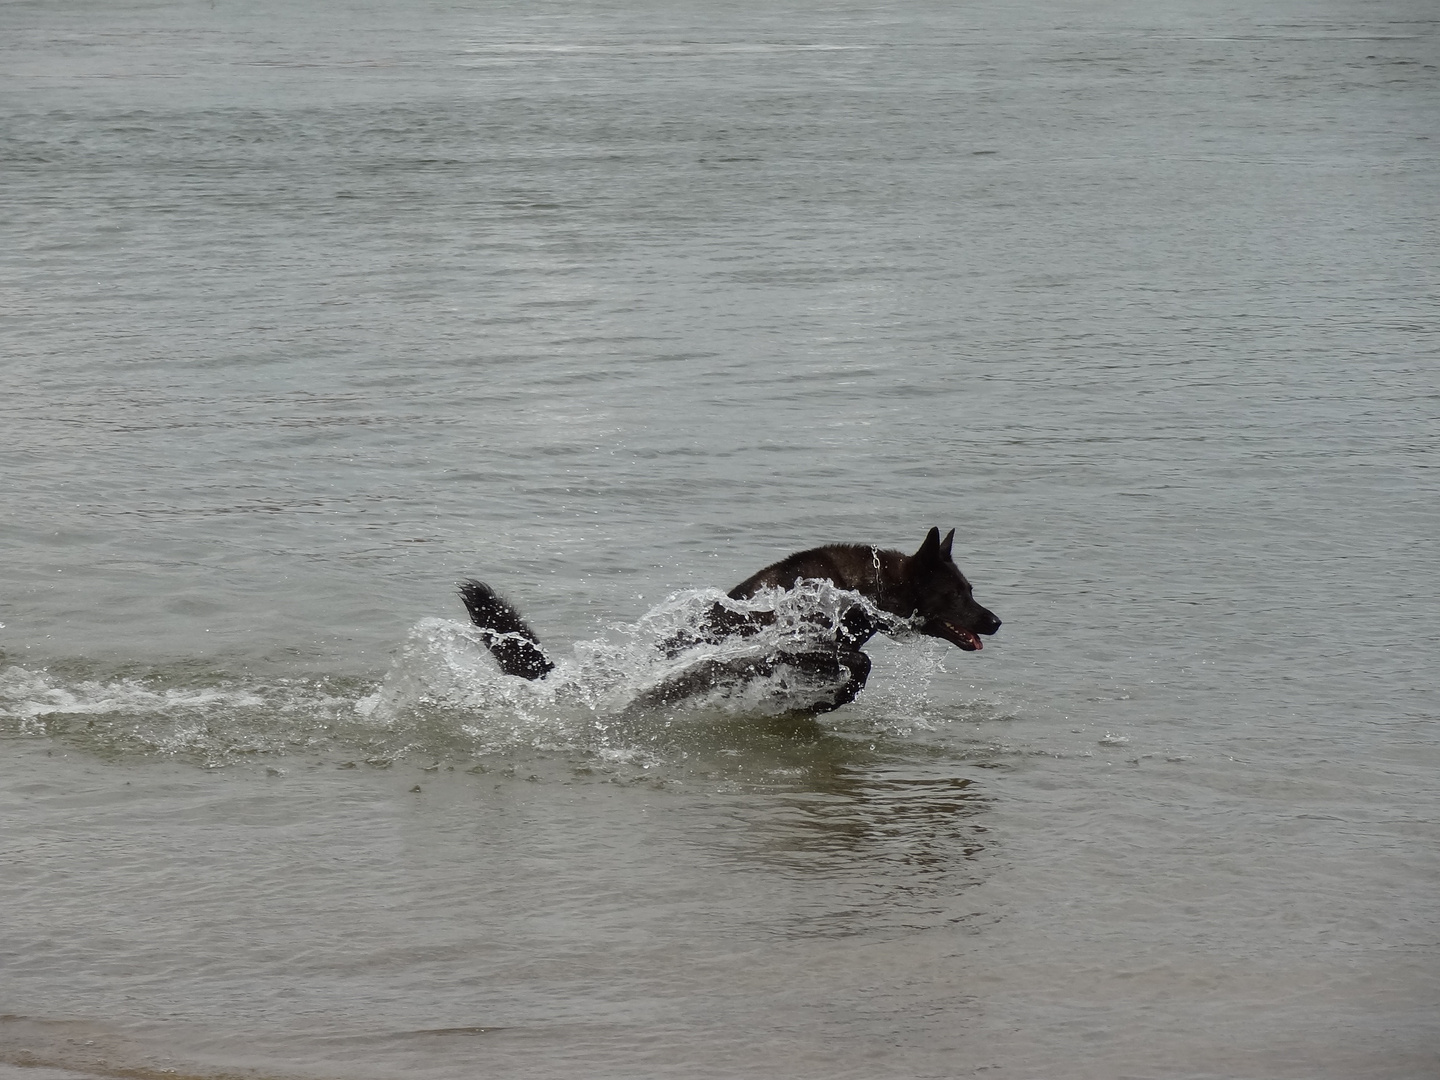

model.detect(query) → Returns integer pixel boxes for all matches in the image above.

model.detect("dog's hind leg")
[630,656,779,710]
[628,648,871,715]
[457,580,555,679]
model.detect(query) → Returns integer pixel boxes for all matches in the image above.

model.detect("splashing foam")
[0,585,954,767]
[356,583,945,752]
[0,667,265,725]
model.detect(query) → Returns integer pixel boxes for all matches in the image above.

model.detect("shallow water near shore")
[3,0,1438,1076]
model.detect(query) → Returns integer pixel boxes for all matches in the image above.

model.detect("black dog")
[458,527,1000,713]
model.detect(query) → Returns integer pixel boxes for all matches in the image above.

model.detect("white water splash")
[361,582,928,731]
[0,584,957,766]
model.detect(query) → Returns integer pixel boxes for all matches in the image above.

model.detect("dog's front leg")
[838,606,878,650]
[810,649,871,713]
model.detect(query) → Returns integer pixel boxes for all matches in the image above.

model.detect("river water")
[2,0,1438,1077]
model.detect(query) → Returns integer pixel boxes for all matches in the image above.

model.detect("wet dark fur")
[458,527,1000,714]
[454,580,555,680]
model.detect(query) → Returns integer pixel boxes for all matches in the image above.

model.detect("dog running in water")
[458,527,1001,714]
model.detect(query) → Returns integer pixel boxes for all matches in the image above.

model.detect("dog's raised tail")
[457,579,555,680]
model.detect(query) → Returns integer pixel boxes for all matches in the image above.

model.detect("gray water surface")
[2,1,1438,1077]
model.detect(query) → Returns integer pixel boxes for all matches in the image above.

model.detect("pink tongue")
[965,630,982,650]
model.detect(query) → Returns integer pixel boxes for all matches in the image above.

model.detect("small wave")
[463,43,873,56]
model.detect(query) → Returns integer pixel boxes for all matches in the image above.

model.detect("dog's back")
[728,544,877,600]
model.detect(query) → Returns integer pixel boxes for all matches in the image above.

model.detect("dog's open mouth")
[933,620,982,651]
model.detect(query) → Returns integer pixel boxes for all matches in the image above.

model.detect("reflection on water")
[707,759,996,939]
[771,770,988,870]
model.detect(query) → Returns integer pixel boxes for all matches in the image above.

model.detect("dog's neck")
[854,546,909,615]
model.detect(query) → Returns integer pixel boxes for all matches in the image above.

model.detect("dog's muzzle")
[928,611,1000,651]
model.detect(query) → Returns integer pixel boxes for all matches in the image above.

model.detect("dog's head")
[905,527,1002,652]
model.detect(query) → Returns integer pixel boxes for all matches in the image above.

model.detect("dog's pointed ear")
[914,526,941,565]
[939,529,955,561]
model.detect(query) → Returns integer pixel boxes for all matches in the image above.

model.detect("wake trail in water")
[1,584,961,769]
